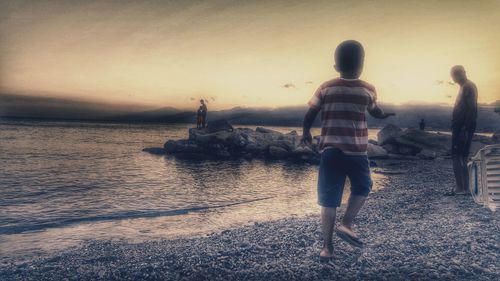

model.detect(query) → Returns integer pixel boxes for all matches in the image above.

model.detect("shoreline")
[1,159,499,280]
[0,118,497,135]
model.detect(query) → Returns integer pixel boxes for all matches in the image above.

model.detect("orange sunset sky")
[0,0,499,110]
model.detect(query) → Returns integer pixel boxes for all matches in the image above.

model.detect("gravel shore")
[1,159,499,281]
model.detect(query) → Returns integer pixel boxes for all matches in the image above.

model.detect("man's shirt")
[452,80,478,129]
[308,78,377,155]
[201,104,208,116]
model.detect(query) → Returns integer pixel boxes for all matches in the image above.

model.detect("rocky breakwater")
[143,120,498,162]
[159,120,320,163]
[376,124,497,159]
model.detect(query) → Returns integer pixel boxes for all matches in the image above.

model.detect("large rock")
[188,128,200,141]
[164,140,178,153]
[270,139,295,151]
[382,143,399,154]
[396,129,451,154]
[213,131,233,143]
[163,139,202,154]
[268,145,289,159]
[291,145,319,163]
[206,119,233,133]
[244,142,268,155]
[175,153,211,160]
[189,130,215,144]
[213,147,232,159]
[397,144,421,156]
[377,124,403,145]
[190,129,244,148]
[227,132,248,148]
[367,143,388,159]
[256,127,281,134]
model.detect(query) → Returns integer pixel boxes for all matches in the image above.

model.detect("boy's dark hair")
[334,40,365,73]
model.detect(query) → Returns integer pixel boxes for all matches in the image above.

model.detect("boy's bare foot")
[337,224,358,237]
[319,246,334,261]
[336,224,364,248]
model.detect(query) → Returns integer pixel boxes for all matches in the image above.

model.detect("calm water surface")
[0,120,385,260]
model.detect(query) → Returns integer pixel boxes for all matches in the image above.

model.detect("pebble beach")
[1,159,499,281]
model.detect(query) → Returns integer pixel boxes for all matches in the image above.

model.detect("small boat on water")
[469,144,500,211]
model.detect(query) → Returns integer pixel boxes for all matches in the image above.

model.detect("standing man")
[200,99,208,128]
[301,40,395,260]
[448,65,478,195]
[419,119,426,131]
[196,106,203,129]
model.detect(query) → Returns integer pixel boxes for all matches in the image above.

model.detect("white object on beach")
[468,144,500,211]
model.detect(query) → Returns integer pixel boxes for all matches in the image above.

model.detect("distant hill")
[0,93,150,120]
[1,93,499,132]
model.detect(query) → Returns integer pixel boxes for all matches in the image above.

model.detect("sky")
[1,0,499,110]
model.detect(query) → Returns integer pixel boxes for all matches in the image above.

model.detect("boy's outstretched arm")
[301,107,319,145]
[368,103,395,119]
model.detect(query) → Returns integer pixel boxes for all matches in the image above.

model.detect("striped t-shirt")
[308,78,377,155]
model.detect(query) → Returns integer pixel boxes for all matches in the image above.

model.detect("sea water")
[0,119,385,259]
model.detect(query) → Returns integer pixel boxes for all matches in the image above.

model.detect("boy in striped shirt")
[301,40,395,260]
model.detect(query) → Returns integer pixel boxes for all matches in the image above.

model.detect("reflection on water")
[0,120,385,259]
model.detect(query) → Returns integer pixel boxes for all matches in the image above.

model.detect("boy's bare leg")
[461,156,469,193]
[340,194,366,234]
[320,207,336,258]
[452,154,465,193]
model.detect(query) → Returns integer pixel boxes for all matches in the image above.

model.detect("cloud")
[283,83,296,89]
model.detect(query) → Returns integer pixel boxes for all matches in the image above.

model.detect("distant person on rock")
[419,119,426,131]
[447,65,478,196]
[301,40,395,261]
[196,106,203,129]
[200,99,208,128]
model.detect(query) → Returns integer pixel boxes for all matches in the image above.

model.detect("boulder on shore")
[397,129,451,154]
[377,124,403,146]
[367,143,388,159]
[206,119,233,133]
[376,125,497,157]
[378,126,451,156]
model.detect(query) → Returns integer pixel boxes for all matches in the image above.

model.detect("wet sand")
[1,159,499,281]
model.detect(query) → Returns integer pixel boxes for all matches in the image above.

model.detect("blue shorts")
[317,148,372,208]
